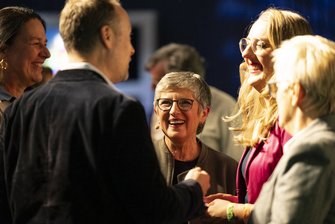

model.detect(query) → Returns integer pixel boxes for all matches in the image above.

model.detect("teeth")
[169,120,184,125]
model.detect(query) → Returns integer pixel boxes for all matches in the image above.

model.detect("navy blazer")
[0,69,205,224]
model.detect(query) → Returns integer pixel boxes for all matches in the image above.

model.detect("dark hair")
[0,6,46,52]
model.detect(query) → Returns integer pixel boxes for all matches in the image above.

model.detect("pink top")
[236,122,291,203]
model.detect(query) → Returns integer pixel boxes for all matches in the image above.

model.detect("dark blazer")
[0,69,205,224]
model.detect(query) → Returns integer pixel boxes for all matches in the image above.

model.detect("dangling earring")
[0,59,8,70]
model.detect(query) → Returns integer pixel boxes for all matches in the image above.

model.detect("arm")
[251,144,334,223]
[108,98,208,223]
[207,199,253,224]
[267,148,332,223]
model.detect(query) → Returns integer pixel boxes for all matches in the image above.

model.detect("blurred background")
[1,0,334,119]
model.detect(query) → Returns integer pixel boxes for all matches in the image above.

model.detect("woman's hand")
[206,199,231,219]
[204,193,238,204]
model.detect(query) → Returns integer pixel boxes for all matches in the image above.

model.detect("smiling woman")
[153,71,238,224]
[0,6,50,115]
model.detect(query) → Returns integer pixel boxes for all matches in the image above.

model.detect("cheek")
[258,49,274,74]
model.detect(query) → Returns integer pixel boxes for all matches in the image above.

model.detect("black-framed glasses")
[156,98,194,111]
[239,38,269,55]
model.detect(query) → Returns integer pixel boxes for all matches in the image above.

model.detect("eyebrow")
[28,36,48,43]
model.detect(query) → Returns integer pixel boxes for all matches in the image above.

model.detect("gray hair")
[146,43,206,78]
[154,71,211,109]
[154,71,211,134]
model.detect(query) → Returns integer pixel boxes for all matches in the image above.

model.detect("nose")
[241,44,253,58]
[130,44,135,56]
[169,101,180,115]
[41,45,51,59]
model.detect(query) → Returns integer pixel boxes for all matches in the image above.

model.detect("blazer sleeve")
[261,145,333,224]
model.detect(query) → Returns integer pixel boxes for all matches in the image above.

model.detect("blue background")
[1,0,334,101]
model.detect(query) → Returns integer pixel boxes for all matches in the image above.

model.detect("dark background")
[1,0,334,101]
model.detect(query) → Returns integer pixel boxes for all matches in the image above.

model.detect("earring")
[0,59,8,70]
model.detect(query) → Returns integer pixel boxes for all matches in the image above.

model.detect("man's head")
[59,0,134,83]
[146,43,205,90]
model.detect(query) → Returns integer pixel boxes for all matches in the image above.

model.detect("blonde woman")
[209,34,335,224]
[205,7,313,221]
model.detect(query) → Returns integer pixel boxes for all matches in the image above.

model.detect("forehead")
[115,6,131,34]
[159,88,194,98]
[16,18,46,41]
[248,19,268,40]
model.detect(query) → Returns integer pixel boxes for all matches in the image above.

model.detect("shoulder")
[201,143,238,166]
[209,86,236,105]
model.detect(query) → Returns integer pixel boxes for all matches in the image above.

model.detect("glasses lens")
[178,99,193,111]
[252,40,267,55]
[158,99,172,111]
[239,38,248,54]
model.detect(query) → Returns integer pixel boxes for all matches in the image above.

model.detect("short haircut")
[154,71,211,109]
[274,35,335,117]
[59,0,121,55]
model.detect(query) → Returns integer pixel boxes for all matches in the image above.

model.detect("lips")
[247,62,263,75]
[169,119,185,125]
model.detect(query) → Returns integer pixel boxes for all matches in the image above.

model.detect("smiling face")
[4,18,50,88]
[154,88,209,144]
[241,19,274,92]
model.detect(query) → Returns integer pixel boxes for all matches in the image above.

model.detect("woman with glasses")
[205,7,313,222]
[153,71,237,223]
[209,35,335,224]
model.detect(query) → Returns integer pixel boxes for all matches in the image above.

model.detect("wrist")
[227,203,236,222]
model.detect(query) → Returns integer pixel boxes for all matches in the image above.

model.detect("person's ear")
[99,25,114,49]
[291,82,305,107]
[200,106,210,123]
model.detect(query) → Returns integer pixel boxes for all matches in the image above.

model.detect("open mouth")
[169,120,185,125]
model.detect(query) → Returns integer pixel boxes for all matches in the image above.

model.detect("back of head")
[274,35,335,117]
[59,0,121,55]
[0,6,46,52]
[146,43,206,78]
[154,71,211,109]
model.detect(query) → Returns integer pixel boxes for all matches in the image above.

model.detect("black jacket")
[0,69,205,224]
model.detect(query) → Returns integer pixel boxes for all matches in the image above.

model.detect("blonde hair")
[274,35,335,118]
[228,8,312,147]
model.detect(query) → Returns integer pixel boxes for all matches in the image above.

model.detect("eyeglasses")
[239,38,269,55]
[267,81,278,98]
[156,98,194,111]
[268,80,310,99]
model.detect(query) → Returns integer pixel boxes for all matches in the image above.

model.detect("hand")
[204,193,237,204]
[185,167,210,196]
[206,199,231,219]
